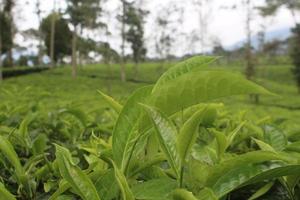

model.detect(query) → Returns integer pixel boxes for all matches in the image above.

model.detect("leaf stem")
[179,166,184,188]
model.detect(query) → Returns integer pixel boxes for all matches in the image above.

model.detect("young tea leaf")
[141,104,181,178]
[112,86,152,171]
[98,90,123,113]
[55,145,101,200]
[177,106,217,164]
[111,159,135,200]
[151,71,272,116]
[153,56,218,93]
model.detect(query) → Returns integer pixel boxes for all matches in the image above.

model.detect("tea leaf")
[0,182,16,200]
[98,90,123,113]
[55,145,101,200]
[153,56,218,93]
[112,86,152,170]
[141,104,180,178]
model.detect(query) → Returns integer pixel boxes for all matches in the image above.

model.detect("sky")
[13,0,298,57]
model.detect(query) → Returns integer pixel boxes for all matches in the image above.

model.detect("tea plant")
[0,56,299,200]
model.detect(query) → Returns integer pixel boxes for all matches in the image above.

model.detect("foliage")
[290,24,300,93]
[258,0,300,17]
[0,57,299,200]
[40,13,72,63]
[0,11,13,54]
[124,3,147,68]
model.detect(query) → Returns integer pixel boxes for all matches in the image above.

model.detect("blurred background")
[0,0,299,130]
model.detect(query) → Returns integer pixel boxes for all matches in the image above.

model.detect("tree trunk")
[7,49,13,67]
[50,2,56,68]
[244,0,259,103]
[105,61,112,94]
[133,61,139,79]
[120,1,126,82]
[245,0,254,80]
[0,33,2,82]
[72,27,77,78]
[36,0,43,67]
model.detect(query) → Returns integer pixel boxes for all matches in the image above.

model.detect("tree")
[1,0,15,67]
[259,0,300,24]
[244,0,255,81]
[154,3,181,67]
[263,39,286,64]
[41,13,72,64]
[118,0,128,82]
[97,41,120,93]
[193,0,213,54]
[66,0,102,77]
[0,2,4,81]
[50,0,57,67]
[259,0,300,92]
[124,3,147,77]
[290,25,300,93]
[34,0,44,66]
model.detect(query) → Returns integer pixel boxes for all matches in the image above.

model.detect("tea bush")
[0,56,299,200]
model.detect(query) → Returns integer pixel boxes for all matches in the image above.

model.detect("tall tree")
[118,0,128,82]
[290,25,300,93]
[259,0,300,92]
[0,1,3,81]
[193,0,213,54]
[50,0,57,68]
[0,5,12,71]
[259,0,299,25]
[124,2,147,77]
[41,13,72,64]
[244,0,255,81]
[154,3,180,67]
[66,0,102,77]
[34,0,44,66]
[2,0,15,67]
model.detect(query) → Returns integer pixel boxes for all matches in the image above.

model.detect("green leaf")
[197,188,218,200]
[111,159,135,200]
[285,141,300,152]
[212,164,267,197]
[98,90,123,113]
[248,182,274,200]
[0,182,16,200]
[226,121,246,147]
[212,164,300,198]
[172,189,198,200]
[141,104,180,178]
[177,106,217,164]
[94,170,119,200]
[211,130,227,159]
[151,71,272,116]
[153,56,218,93]
[55,145,101,200]
[32,134,48,155]
[0,135,25,181]
[242,165,300,186]
[112,86,152,170]
[48,180,70,200]
[19,114,35,148]
[263,126,287,151]
[206,151,290,186]
[132,178,177,200]
[252,138,276,152]
[59,108,88,127]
